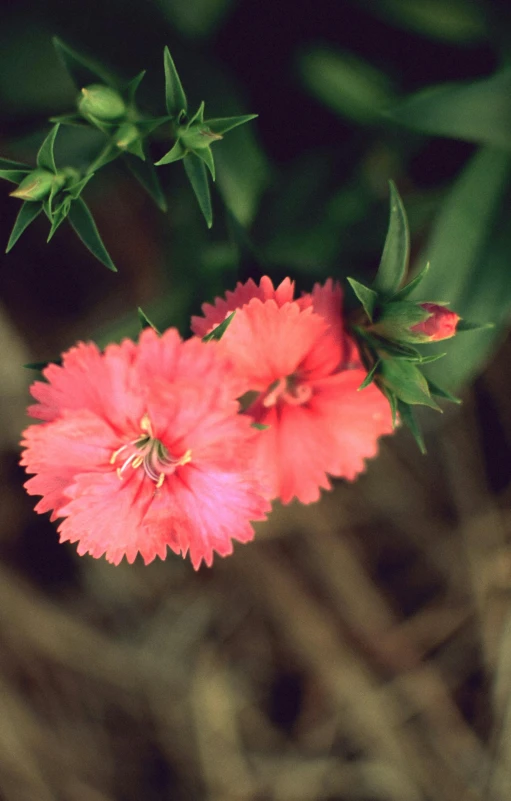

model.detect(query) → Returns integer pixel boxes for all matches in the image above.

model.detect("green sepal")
[426,379,462,404]
[163,46,188,118]
[373,180,410,297]
[358,358,381,390]
[47,197,72,241]
[155,139,186,166]
[125,70,146,105]
[456,319,494,332]
[380,358,440,409]
[6,201,43,252]
[24,358,62,371]
[0,156,30,171]
[188,101,205,126]
[184,152,212,228]
[124,136,145,160]
[202,311,235,342]
[0,169,32,184]
[391,262,430,301]
[123,154,168,212]
[417,352,446,365]
[49,113,87,127]
[381,386,398,428]
[53,36,109,90]
[397,400,427,454]
[353,326,423,361]
[206,114,258,135]
[137,307,160,333]
[371,300,432,343]
[66,173,94,199]
[194,145,215,180]
[252,422,270,430]
[347,277,378,322]
[36,124,60,173]
[67,197,117,271]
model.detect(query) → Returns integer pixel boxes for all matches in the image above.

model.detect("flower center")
[110,414,191,489]
[262,375,312,408]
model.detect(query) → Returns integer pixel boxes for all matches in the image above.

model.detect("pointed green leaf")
[53,36,109,89]
[418,352,446,364]
[202,311,235,342]
[67,197,117,271]
[49,113,87,127]
[6,202,43,252]
[381,358,440,409]
[396,401,427,454]
[358,358,381,390]
[86,142,120,174]
[347,277,378,321]
[0,169,32,184]
[163,46,188,117]
[391,262,430,301]
[155,139,186,167]
[47,197,72,241]
[123,153,167,212]
[456,319,494,332]
[126,70,146,104]
[36,124,60,173]
[135,116,170,136]
[426,378,462,404]
[66,174,94,199]
[188,101,205,126]
[24,359,62,371]
[206,114,258,135]
[184,152,212,228]
[381,386,398,428]
[374,181,410,297]
[126,138,145,160]
[137,307,160,333]
[195,145,215,180]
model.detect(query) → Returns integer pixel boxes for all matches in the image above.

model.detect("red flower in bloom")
[192,278,394,504]
[411,303,460,342]
[20,329,270,567]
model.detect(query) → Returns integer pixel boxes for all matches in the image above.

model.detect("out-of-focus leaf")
[125,70,146,104]
[361,0,487,44]
[36,124,60,173]
[214,121,270,226]
[389,70,511,150]
[207,114,258,135]
[392,262,430,301]
[299,46,396,124]
[163,46,188,117]
[53,36,109,90]
[6,201,43,252]
[0,169,31,184]
[67,197,117,271]
[155,0,234,39]
[184,153,212,228]
[0,157,30,171]
[410,147,511,389]
[374,181,410,296]
[396,400,427,454]
[138,307,160,333]
[123,153,168,212]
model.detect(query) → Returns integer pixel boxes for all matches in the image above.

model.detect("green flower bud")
[10,169,55,201]
[178,123,222,151]
[79,84,126,122]
[115,122,140,150]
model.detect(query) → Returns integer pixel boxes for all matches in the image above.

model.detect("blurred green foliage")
[1,0,510,405]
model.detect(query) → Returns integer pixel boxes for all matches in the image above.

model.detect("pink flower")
[20,329,270,568]
[411,303,460,342]
[192,277,394,504]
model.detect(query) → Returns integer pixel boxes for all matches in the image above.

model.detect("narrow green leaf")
[163,46,188,117]
[184,152,212,227]
[202,311,235,342]
[155,139,186,167]
[24,359,62,371]
[0,169,32,184]
[49,113,87,127]
[123,154,168,212]
[6,202,43,252]
[86,142,120,175]
[426,378,462,404]
[0,157,30,171]
[53,36,109,89]
[137,307,160,333]
[206,114,258,135]
[374,180,410,296]
[47,197,72,241]
[396,401,427,454]
[347,277,378,321]
[358,358,381,390]
[188,101,205,126]
[381,386,398,428]
[418,352,446,364]
[456,319,494,332]
[126,70,146,104]
[36,124,60,173]
[391,262,430,301]
[67,197,117,271]
[66,174,94,199]
[381,358,440,408]
[195,146,215,180]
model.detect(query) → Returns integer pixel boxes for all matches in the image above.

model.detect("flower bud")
[10,169,55,201]
[178,123,222,151]
[79,84,126,122]
[115,122,140,150]
[410,303,460,342]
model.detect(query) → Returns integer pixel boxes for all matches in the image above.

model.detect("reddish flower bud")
[411,303,460,341]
